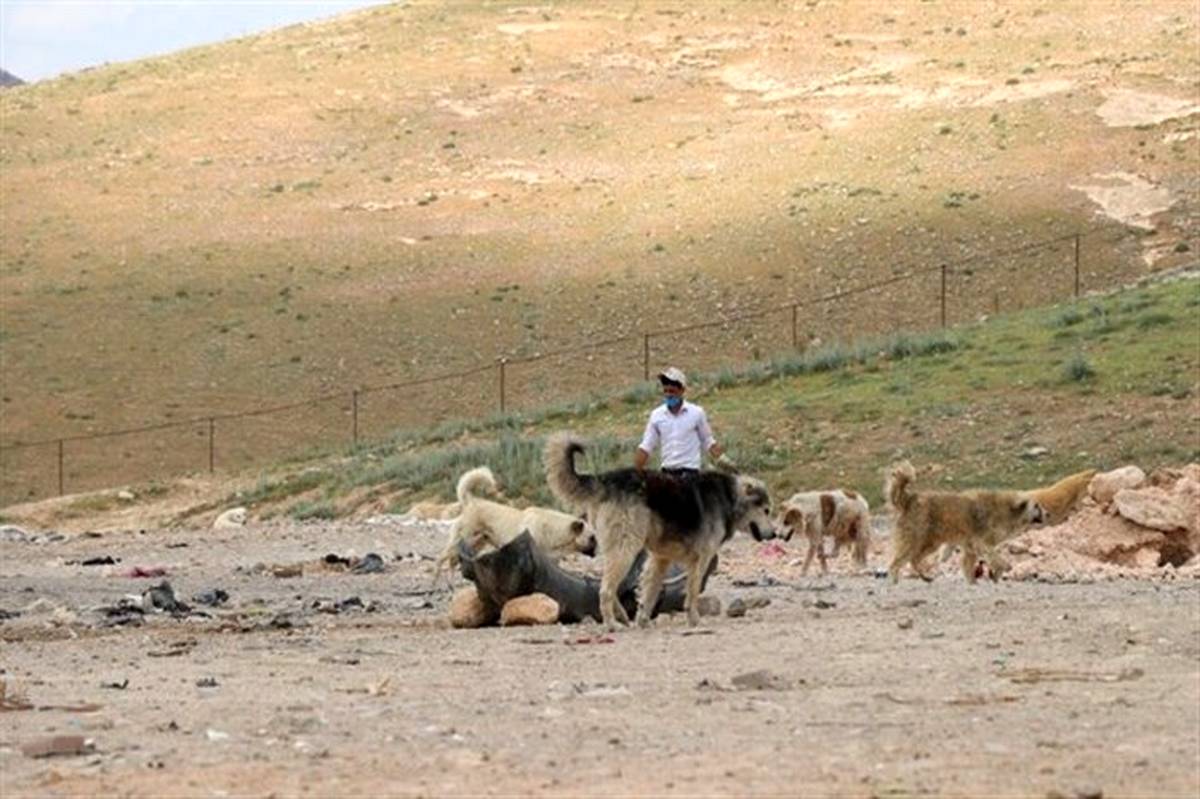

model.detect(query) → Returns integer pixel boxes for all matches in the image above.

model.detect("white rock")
[1089,466,1146,505]
[1114,488,1191,533]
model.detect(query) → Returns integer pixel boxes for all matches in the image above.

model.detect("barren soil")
[2,518,1198,798]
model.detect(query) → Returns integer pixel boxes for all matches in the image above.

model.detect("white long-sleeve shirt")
[637,401,716,470]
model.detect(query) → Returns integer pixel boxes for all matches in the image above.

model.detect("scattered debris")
[20,735,95,759]
[100,679,129,690]
[142,582,190,614]
[192,588,230,607]
[1000,667,1144,684]
[351,553,386,574]
[124,566,169,578]
[731,669,793,691]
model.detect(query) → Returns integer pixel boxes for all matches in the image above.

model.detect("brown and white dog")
[435,466,596,577]
[776,489,872,574]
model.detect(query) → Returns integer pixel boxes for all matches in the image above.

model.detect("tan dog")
[886,461,1046,583]
[436,466,596,576]
[939,467,1096,566]
[776,489,872,574]
[405,499,462,521]
[1028,468,1097,524]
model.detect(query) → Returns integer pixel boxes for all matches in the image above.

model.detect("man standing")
[634,367,736,474]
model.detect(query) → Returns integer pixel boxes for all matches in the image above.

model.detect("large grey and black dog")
[545,433,775,630]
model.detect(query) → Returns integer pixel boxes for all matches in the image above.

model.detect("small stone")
[448,586,493,629]
[697,595,722,617]
[898,617,914,630]
[725,597,747,618]
[500,593,559,626]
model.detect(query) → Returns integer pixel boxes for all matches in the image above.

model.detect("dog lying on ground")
[886,460,1046,583]
[776,489,872,574]
[545,433,775,630]
[405,499,462,521]
[435,466,596,577]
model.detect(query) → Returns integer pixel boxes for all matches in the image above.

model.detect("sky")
[0,0,390,82]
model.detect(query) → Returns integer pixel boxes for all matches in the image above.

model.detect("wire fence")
[0,225,1145,505]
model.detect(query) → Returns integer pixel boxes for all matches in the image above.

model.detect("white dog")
[436,466,596,576]
[776,489,872,574]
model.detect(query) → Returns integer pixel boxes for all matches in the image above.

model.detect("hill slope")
[1,1,1197,501]
[4,272,1195,531]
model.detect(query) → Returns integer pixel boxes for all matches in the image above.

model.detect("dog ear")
[782,507,803,526]
[570,519,585,534]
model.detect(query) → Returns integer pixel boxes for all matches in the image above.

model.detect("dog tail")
[456,466,497,506]
[544,433,601,510]
[886,460,917,512]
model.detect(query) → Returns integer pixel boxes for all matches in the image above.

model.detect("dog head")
[735,477,775,541]
[775,506,807,542]
[1016,496,1047,526]
[569,517,598,557]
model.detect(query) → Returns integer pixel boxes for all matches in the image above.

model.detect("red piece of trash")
[124,566,168,578]
[758,541,787,559]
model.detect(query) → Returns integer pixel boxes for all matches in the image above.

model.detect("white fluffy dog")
[776,489,872,574]
[436,466,596,576]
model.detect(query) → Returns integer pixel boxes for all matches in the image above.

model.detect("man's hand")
[715,453,739,474]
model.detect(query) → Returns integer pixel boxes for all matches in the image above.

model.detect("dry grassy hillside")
[1,0,1197,502]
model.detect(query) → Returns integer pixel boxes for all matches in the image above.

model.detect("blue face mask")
[664,395,683,411]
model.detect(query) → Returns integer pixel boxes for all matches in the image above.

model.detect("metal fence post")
[791,304,799,350]
[1074,233,1081,298]
[351,389,359,446]
[940,264,947,328]
[643,334,650,381]
[498,359,507,414]
[57,439,64,496]
[208,418,215,474]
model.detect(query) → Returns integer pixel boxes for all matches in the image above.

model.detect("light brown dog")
[405,499,462,521]
[939,467,1097,566]
[886,461,1046,583]
[436,466,596,577]
[776,489,872,574]
[1028,468,1097,524]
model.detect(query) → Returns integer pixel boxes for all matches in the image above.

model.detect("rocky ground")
[2,515,1198,798]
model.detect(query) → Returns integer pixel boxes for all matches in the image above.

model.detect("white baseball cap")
[657,367,687,389]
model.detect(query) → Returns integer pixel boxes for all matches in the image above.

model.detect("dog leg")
[599,539,640,631]
[685,550,716,627]
[888,534,913,583]
[960,545,980,584]
[635,555,671,628]
[801,533,818,576]
[817,534,829,575]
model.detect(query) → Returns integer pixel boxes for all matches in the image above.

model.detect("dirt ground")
[2,517,1198,799]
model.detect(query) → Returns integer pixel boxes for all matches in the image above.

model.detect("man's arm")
[635,413,660,471]
[634,447,650,471]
